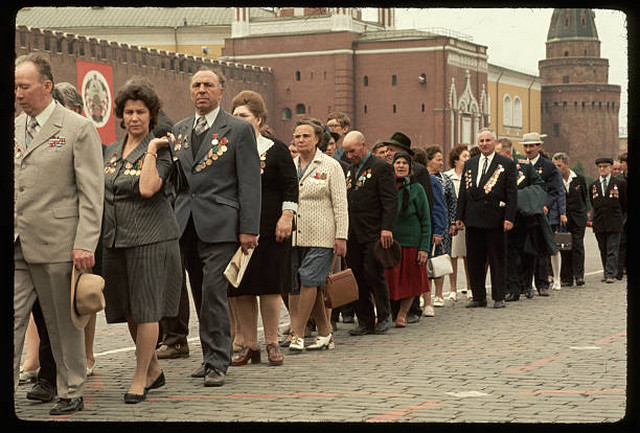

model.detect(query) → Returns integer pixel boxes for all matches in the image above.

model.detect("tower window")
[391,75,397,86]
[295,103,306,115]
[295,70,301,81]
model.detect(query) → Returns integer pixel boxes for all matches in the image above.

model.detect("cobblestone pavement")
[12,228,629,424]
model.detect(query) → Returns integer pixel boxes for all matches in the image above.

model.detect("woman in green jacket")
[384,152,431,327]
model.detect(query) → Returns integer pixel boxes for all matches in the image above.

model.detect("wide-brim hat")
[70,266,106,330]
[520,132,547,145]
[373,239,402,269]
[595,157,614,165]
[382,132,414,156]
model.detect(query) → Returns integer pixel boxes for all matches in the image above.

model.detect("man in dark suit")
[455,128,517,309]
[589,157,627,283]
[342,131,398,335]
[521,132,566,295]
[169,67,261,386]
[552,152,588,287]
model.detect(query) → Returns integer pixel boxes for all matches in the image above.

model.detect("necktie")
[481,156,488,176]
[26,117,39,147]
[194,116,208,135]
[601,177,608,195]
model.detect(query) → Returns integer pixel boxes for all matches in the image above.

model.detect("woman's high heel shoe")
[231,346,261,366]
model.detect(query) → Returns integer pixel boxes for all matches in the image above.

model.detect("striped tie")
[194,116,208,135]
[26,117,39,147]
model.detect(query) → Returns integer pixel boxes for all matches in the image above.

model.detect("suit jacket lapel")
[175,116,195,168]
[22,103,63,159]
[124,133,152,164]
[479,157,498,186]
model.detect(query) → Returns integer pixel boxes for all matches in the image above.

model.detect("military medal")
[260,152,267,175]
[124,161,133,175]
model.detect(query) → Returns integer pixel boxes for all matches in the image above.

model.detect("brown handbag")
[323,254,359,309]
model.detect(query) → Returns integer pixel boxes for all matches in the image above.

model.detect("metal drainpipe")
[495,69,504,137]
[173,26,179,54]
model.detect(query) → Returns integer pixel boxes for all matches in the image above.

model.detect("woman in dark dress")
[228,91,298,366]
[102,83,182,403]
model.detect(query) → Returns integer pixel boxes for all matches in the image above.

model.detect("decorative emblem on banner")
[82,70,112,128]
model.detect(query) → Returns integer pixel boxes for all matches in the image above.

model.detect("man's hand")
[239,233,259,254]
[380,230,393,249]
[72,249,95,270]
[504,220,514,232]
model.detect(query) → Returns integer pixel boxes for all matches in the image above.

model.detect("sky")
[362,8,629,132]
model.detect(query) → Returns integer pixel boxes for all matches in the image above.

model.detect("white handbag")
[224,246,256,288]
[426,244,453,278]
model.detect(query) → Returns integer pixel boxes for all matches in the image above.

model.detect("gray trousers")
[595,232,621,279]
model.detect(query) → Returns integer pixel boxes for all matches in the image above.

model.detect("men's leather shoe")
[504,293,519,302]
[576,278,585,287]
[493,300,506,309]
[374,317,392,334]
[538,287,550,297]
[525,287,535,298]
[156,342,189,359]
[49,397,83,415]
[26,378,56,402]
[204,367,226,387]
[190,364,206,378]
[466,300,487,308]
[349,325,374,336]
[605,277,616,284]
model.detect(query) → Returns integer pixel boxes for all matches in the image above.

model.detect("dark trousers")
[179,217,236,373]
[595,231,621,279]
[466,226,506,302]
[347,237,391,329]
[32,298,56,384]
[506,224,535,297]
[560,225,586,284]
[159,224,203,347]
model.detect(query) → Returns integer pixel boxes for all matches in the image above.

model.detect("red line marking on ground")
[502,353,571,373]
[595,331,626,345]
[365,400,446,422]
[518,388,626,395]
[147,391,406,402]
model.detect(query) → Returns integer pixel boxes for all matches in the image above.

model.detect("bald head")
[342,131,368,164]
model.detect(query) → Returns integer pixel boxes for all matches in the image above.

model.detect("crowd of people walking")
[14,53,628,415]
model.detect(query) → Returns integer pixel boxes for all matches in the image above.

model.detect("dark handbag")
[554,231,573,251]
[323,254,359,309]
[166,137,190,194]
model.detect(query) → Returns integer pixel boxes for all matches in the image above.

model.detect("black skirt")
[228,235,292,297]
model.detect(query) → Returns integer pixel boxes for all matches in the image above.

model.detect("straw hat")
[70,266,105,330]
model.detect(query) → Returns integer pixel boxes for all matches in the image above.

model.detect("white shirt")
[476,151,495,185]
[27,99,56,139]
[600,173,611,195]
[562,170,578,193]
[192,106,220,130]
[529,154,541,166]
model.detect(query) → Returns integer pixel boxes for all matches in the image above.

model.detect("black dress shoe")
[525,287,535,298]
[576,278,585,286]
[504,293,519,302]
[124,391,147,404]
[204,367,226,387]
[493,300,506,308]
[26,378,56,402]
[406,313,421,324]
[466,300,487,308]
[374,316,392,334]
[348,325,374,336]
[145,370,165,392]
[49,397,83,415]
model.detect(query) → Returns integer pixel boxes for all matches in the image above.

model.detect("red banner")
[76,60,115,145]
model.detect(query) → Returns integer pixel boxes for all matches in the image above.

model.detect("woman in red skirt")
[384,152,432,327]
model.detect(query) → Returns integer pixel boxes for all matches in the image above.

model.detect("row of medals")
[104,154,142,175]
[195,140,229,172]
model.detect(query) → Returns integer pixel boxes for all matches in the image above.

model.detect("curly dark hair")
[114,83,162,131]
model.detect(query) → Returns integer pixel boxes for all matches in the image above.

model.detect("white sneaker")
[423,305,435,317]
[289,336,304,351]
[307,333,332,351]
[433,296,444,307]
[551,281,561,291]
[448,291,457,301]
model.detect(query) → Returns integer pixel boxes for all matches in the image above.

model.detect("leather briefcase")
[323,255,359,309]
[554,232,573,251]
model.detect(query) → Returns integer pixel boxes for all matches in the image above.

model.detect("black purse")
[166,137,190,194]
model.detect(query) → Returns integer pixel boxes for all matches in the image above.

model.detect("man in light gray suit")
[169,67,261,386]
[14,53,104,415]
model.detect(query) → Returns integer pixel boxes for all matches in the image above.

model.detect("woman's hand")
[417,250,428,265]
[275,210,294,242]
[334,239,347,257]
[148,134,171,154]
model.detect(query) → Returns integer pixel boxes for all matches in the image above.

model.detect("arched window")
[503,94,512,126]
[295,70,301,81]
[295,103,306,115]
[513,96,522,127]
[363,75,369,86]
[282,107,292,120]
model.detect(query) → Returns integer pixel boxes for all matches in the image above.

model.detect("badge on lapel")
[346,170,353,190]
[195,134,229,173]
[483,164,504,194]
[104,153,119,174]
[609,184,619,199]
[48,136,66,149]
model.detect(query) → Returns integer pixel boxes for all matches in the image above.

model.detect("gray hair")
[52,82,82,111]
[552,152,570,164]
[477,127,496,140]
